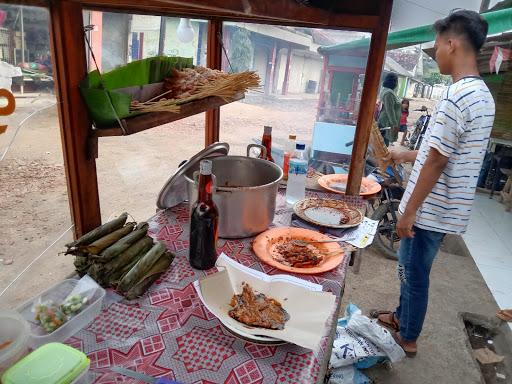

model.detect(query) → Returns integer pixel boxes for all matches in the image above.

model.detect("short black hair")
[382,73,398,89]
[434,10,488,52]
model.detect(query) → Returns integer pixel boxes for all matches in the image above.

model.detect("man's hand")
[396,211,416,238]
[385,149,418,165]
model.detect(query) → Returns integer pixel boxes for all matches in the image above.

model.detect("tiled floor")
[463,192,512,328]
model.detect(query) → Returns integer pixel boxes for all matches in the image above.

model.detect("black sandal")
[369,309,400,332]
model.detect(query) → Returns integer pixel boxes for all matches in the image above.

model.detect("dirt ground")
[0,93,435,306]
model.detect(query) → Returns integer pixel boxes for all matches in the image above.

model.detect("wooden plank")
[91,93,244,137]
[49,0,102,238]
[346,0,393,196]
[1,0,49,7]
[72,0,380,31]
[205,19,222,146]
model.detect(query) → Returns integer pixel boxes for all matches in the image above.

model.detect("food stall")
[0,0,394,383]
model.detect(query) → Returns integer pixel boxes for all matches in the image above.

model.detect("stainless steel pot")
[184,145,283,238]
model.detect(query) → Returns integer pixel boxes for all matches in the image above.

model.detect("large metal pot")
[184,146,283,238]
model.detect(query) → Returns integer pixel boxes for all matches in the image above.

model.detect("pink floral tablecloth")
[68,192,364,384]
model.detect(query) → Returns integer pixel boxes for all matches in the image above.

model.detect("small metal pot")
[184,145,283,238]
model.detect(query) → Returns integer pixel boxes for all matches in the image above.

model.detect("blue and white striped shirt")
[399,77,495,234]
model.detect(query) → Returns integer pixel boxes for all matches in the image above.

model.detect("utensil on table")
[111,366,179,384]
[293,197,363,229]
[291,237,345,246]
[252,227,345,274]
[317,174,381,196]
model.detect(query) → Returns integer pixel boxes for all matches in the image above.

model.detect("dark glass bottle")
[259,126,275,162]
[189,160,219,270]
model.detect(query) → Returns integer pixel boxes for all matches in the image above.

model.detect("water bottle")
[286,143,307,205]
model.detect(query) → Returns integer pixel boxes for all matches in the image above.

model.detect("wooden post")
[158,16,167,56]
[281,45,292,95]
[349,74,358,110]
[49,0,101,238]
[268,41,277,94]
[317,55,328,120]
[346,0,393,196]
[89,11,103,71]
[205,19,222,145]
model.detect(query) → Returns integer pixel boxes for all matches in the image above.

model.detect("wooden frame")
[7,0,393,237]
[347,1,393,195]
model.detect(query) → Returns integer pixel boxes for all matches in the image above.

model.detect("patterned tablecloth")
[68,192,364,384]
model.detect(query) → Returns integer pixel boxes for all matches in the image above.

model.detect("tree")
[423,71,450,86]
[229,27,253,73]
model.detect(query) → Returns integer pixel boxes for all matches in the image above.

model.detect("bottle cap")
[264,126,272,135]
[296,143,305,150]
[289,134,296,140]
[199,159,212,175]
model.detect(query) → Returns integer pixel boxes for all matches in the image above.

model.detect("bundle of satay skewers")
[130,66,260,114]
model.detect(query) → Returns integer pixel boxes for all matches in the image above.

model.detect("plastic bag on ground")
[329,303,405,380]
[346,304,405,363]
[328,365,371,384]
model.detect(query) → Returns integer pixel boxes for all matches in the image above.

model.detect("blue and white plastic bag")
[328,303,405,383]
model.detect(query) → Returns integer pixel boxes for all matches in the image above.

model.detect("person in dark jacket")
[377,73,401,146]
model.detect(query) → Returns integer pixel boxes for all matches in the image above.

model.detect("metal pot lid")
[157,142,229,209]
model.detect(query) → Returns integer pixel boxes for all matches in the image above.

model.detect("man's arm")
[390,149,418,164]
[396,148,449,238]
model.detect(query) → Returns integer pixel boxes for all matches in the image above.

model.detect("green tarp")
[318,7,512,54]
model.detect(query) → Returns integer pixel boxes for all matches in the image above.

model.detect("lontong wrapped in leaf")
[123,251,175,300]
[117,241,166,293]
[80,223,136,255]
[66,212,128,250]
[104,236,154,285]
[96,223,149,262]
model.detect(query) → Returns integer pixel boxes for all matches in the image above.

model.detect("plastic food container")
[1,342,90,384]
[0,310,30,374]
[16,279,105,349]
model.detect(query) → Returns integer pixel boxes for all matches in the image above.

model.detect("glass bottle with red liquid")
[259,126,275,162]
[189,159,219,270]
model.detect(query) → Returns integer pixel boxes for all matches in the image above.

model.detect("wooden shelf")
[90,93,244,138]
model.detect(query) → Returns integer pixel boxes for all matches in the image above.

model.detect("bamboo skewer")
[369,122,403,185]
[130,71,260,114]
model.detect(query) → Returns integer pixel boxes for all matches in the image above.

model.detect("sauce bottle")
[282,134,296,181]
[259,125,275,162]
[189,159,219,269]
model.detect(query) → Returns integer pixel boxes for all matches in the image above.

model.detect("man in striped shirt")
[374,10,495,357]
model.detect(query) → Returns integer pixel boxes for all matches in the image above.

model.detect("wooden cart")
[5,0,393,239]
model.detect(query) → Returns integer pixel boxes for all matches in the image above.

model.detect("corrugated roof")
[384,55,414,78]
[318,7,512,54]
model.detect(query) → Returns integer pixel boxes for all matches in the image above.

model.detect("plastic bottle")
[282,134,296,181]
[286,143,307,205]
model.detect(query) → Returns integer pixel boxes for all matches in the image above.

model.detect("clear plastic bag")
[31,275,101,333]
[61,275,99,317]
[33,299,67,333]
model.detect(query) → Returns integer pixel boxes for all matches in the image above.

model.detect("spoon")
[291,238,344,247]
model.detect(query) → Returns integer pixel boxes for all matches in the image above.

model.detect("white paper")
[217,253,323,291]
[337,217,378,248]
[195,253,337,350]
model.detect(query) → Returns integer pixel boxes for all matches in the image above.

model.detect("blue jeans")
[395,226,445,341]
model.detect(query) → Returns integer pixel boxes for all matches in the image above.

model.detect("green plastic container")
[1,343,90,384]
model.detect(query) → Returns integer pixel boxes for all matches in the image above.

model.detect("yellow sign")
[0,88,16,134]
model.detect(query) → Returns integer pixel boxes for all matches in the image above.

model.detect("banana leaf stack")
[65,212,174,300]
